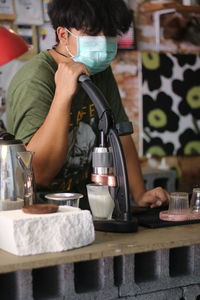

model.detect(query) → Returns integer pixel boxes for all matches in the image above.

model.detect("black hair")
[48,0,133,41]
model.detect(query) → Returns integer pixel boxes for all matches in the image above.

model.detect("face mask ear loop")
[65,27,77,38]
[65,28,78,58]
[66,45,75,58]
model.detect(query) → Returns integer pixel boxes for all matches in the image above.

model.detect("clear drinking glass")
[86,183,115,220]
[168,192,189,214]
[190,188,200,213]
[17,151,35,207]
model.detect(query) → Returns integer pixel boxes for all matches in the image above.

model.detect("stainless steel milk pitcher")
[0,130,26,204]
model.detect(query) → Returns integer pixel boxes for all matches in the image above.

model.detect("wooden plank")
[140,3,200,13]
[0,14,16,20]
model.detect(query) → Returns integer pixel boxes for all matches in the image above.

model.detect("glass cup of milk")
[86,183,115,220]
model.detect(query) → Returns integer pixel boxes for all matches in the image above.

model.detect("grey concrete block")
[143,169,176,192]
[138,246,200,293]
[135,287,183,300]
[1,244,200,300]
[169,246,194,277]
[32,265,66,299]
[120,287,183,300]
[0,270,33,300]
[63,258,118,300]
[117,295,137,300]
[165,246,200,290]
[74,259,104,294]
[116,254,140,297]
[134,249,171,294]
[194,245,200,276]
[16,270,33,300]
[159,249,170,278]
[135,250,162,282]
[119,245,200,298]
[62,263,76,299]
[183,284,200,300]
[0,272,16,300]
[120,249,170,296]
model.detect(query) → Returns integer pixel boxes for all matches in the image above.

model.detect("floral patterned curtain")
[142,52,200,157]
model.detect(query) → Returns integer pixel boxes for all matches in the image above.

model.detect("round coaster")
[160,210,200,222]
[22,204,59,214]
[159,210,190,221]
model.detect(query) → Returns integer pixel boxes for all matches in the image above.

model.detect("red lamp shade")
[0,26,29,66]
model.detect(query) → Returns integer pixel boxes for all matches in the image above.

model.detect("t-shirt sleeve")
[7,77,53,144]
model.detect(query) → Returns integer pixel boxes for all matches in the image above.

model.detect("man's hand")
[136,187,170,208]
[54,61,90,102]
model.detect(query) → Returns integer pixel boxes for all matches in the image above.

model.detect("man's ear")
[56,27,69,45]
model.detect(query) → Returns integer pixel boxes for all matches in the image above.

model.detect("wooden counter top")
[0,223,200,274]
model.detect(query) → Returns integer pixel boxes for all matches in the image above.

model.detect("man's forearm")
[26,96,71,187]
[120,135,146,204]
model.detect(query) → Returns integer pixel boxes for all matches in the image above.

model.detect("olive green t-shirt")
[7,50,128,206]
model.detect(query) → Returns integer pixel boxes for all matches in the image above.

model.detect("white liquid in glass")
[87,185,115,220]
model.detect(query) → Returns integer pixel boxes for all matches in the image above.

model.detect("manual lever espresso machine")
[78,75,138,233]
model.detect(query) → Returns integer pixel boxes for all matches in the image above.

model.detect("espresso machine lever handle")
[78,74,110,117]
[78,74,115,135]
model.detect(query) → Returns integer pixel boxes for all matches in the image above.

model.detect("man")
[7,0,169,208]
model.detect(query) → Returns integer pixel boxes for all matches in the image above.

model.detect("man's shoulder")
[9,51,56,91]
[30,50,56,67]
[20,51,56,76]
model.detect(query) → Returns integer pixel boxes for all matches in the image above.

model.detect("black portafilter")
[78,74,137,233]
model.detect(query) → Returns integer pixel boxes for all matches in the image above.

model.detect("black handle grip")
[78,74,112,119]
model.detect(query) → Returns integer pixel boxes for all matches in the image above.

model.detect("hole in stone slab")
[74,259,103,293]
[135,251,157,282]
[33,266,64,299]
[0,272,16,300]
[196,296,200,300]
[170,247,192,277]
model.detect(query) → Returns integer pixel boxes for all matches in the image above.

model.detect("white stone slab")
[0,206,95,256]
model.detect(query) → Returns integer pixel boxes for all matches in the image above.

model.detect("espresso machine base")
[93,218,138,233]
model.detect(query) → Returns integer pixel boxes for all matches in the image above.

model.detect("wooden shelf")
[140,3,200,13]
[1,224,200,274]
[0,14,16,21]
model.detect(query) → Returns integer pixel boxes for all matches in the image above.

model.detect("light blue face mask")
[65,28,117,75]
